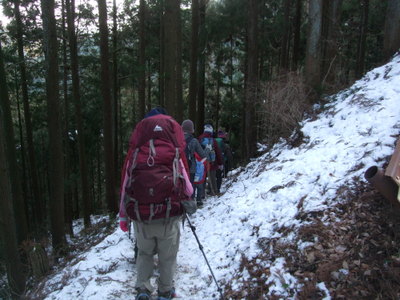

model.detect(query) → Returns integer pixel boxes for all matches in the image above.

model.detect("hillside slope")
[25,55,400,300]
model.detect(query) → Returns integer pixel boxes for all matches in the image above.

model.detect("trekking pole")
[185,213,224,300]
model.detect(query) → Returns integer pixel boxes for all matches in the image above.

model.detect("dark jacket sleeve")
[194,139,207,159]
[213,139,223,165]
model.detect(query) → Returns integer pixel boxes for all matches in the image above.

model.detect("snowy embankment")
[31,55,400,300]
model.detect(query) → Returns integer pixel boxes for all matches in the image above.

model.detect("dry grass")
[257,72,310,147]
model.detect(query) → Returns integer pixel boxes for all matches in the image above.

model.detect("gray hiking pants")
[133,216,181,293]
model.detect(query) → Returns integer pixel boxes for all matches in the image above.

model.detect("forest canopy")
[0,0,399,297]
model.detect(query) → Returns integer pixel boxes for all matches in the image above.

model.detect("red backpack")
[121,114,188,222]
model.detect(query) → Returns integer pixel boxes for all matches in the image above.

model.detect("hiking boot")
[157,288,175,300]
[196,200,203,208]
[136,288,151,300]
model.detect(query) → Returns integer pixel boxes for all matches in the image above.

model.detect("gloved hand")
[181,199,197,215]
[120,218,128,232]
[218,165,224,170]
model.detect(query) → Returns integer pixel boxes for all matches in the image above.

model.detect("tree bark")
[98,0,118,214]
[188,0,199,123]
[159,0,165,108]
[13,0,35,238]
[244,0,259,159]
[176,3,183,123]
[383,0,400,61]
[280,0,291,71]
[0,40,26,299]
[215,51,222,131]
[61,0,74,236]
[41,0,66,253]
[355,0,369,79]
[138,0,146,119]
[112,0,120,178]
[305,0,323,91]
[292,0,302,70]
[163,0,180,117]
[195,0,206,136]
[66,0,92,226]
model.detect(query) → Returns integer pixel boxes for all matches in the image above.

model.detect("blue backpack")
[194,153,207,184]
[200,137,216,162]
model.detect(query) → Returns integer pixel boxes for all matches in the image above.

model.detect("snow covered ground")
[29,54,400,299]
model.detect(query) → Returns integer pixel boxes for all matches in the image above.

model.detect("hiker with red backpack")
[119,107,196,300]
[198,124,224,196]
[181,119,207,207]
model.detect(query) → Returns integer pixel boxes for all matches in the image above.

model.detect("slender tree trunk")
[188,0,199,123]
[0,41,26,298]
[176,4,183,123]
[229,35,234,133]
[244,0,259,159]
[147,60,151,109]
[159,0,165,108]
[164,0,180,117]
[196,0,206,136]
[112,0,119,179]
[305,0,323,91]
[41,0,66,253]
[215,51,222,131]
[280,0,291,71]
[15,75,29,225]
[355,0,369,79]
[384,0,400,61]
[66,0,92,226]
[138,0,146,119]
[61,0,73,236]
[98,0,118,214]
[321,0,342,86]
[292,0,302,70]
[14,0,40,234]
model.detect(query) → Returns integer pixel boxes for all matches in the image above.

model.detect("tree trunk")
[176,3,183,123]
[0,40,27,299]
[188,0,199,123]
[321,0,342,86]
[383,0,400,60]
[215,51,222,131]
[163,0,180,117]
[305,0,323,91]
[280,0,291,71]
[14,0,37,237]
[41,0,66,254]
[159,0,165,108]
[292,0,302,70]
[98,0,118,214]
[244,0,258,159]
[355,0,369,79]
[195,0,206,136]
[66,0,92,227]
[15,76,29,225]
[112,0,120,179]
[138,0,146,119]
[61,0,73,236]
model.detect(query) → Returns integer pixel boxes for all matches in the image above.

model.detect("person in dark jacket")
[215,130,227,193]
[182,119,207,207]
[198,124,223,196]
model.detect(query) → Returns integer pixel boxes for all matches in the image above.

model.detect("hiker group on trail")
[184,121,233,205]
[118,108,233,300]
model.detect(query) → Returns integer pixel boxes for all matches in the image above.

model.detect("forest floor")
[223,179,400,299]
[12,179,400,300]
